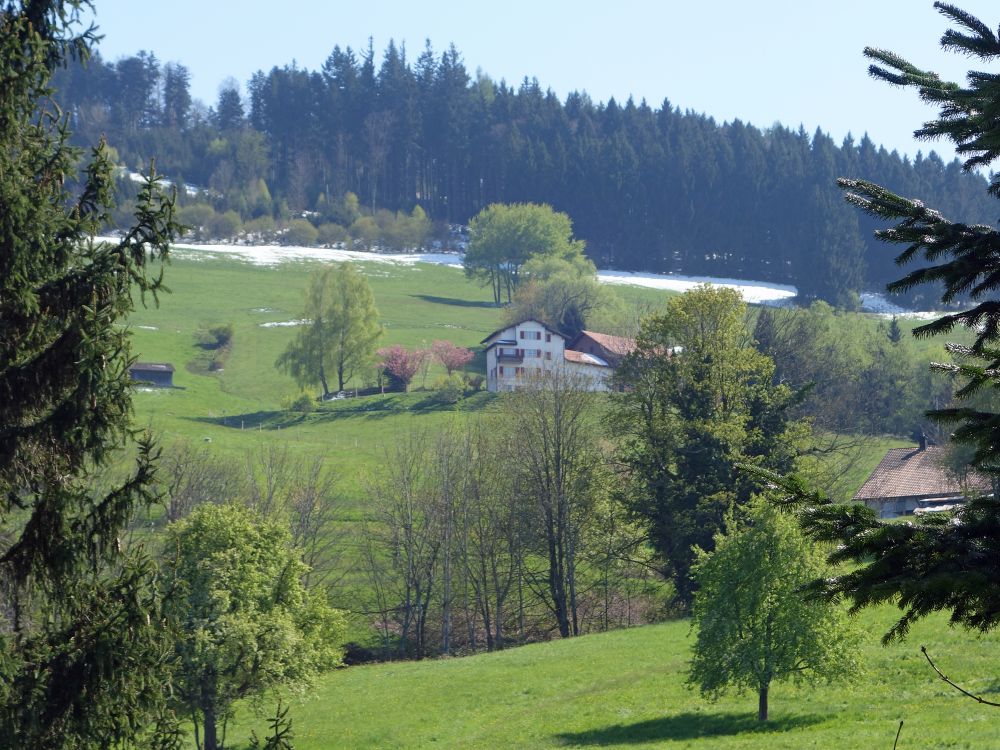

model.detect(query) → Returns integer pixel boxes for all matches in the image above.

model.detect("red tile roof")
[575,330,637,357]
[852,445,990,502]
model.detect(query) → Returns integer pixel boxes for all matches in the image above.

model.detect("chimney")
[918,432,927,451]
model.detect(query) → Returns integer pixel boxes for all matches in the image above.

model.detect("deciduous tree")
[689,503,857,721]
[163,504,345,750]
[378,345,428,391]
[431,339,474,375]
[611,286,804,606]
[464,202,586,305]
[276,263,383,396]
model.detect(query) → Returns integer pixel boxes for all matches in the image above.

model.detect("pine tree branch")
[921,645,1000,707]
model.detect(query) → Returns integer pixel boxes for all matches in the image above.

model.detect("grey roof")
[853,445,990,502]
[130,362,174,373]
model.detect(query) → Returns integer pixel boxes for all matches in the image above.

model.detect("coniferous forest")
[53,41,995,307]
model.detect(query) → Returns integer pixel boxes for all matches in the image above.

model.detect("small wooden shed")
[129,361,175,387]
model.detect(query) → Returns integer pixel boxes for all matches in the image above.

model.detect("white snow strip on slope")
[168,241,465,268]
[597,270,797,306]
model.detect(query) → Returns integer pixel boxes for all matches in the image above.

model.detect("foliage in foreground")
[754,2,1000,646]
[0,2,182,747]
[689,502,858,721]
[163,503,345,750]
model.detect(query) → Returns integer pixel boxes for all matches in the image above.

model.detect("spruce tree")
[763,2,1000,641]
[0,2,180,746]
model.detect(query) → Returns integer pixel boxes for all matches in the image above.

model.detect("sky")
[85,0,1000,163]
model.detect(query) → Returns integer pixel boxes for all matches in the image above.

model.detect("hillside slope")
[216,610,996,749]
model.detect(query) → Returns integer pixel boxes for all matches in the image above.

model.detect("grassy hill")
[210,608,997,749]
[131,250,992,749]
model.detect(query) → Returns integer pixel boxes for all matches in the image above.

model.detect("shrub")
[284,218,320,246]
[434,373,466,404]
[317,222,348,247]
[196,323,233,350]
[284,393,314,414]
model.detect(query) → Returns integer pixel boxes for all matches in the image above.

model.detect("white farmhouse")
[481,319,633,392]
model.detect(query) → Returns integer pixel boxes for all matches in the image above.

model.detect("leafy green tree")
[284,217,319,246]
[689,503,857,721]
[464,202,585,305]
[611,286,803,605]
[163,504,345,750]
[0,2,182,747]
[759,3,1000,644]
[276,263,383,396]
[505,252,614,338]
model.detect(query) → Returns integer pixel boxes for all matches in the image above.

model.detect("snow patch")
[860,292,945,319]
[164,241,465,268]
[259,319,311,328]
[597,270,798,306]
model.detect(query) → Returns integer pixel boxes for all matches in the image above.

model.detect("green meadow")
[212,608,997,749]
[130,250,992,749]
[126,249,666,493]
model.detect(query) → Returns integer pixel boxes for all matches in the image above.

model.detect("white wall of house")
[484,320,611,392]
[562,358,612,391]
[485,321,566,392]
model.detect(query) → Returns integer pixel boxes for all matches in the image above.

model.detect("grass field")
[126,251,675,498]
[133,251,992,749]
[208,607,998,749]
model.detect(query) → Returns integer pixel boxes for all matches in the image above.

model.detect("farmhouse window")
[545,333,551,342]
[519,331,525,339]
[499,366,504,376]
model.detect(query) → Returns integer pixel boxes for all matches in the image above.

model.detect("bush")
[434,373,467,404]
[465,373,485,391]
[284,218,319,246]
[207,209,242,241]
[317,222,348,247]
[282,393,315,414]
[178,203,215,240]
[196,323,233,350]
[245,215,277,243]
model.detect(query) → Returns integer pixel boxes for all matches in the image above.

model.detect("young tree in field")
[163,504,345,750]
[464,202,586,305]
[276,263,383,397]
[689,503,857,721]
[0,3,182,746]
[432,339,475,375]
[611,285,804,606]
[758,3,1000,650]
[378,344,428,391]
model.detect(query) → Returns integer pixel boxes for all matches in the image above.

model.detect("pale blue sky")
[85,0,998,162]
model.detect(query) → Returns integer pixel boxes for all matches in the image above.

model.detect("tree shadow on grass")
[188,392,487,431]
[554,712,824,746]
[411,294,497,308]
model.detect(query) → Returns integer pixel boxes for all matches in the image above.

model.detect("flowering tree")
[378,346,428,391]
[432,340,475,375]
